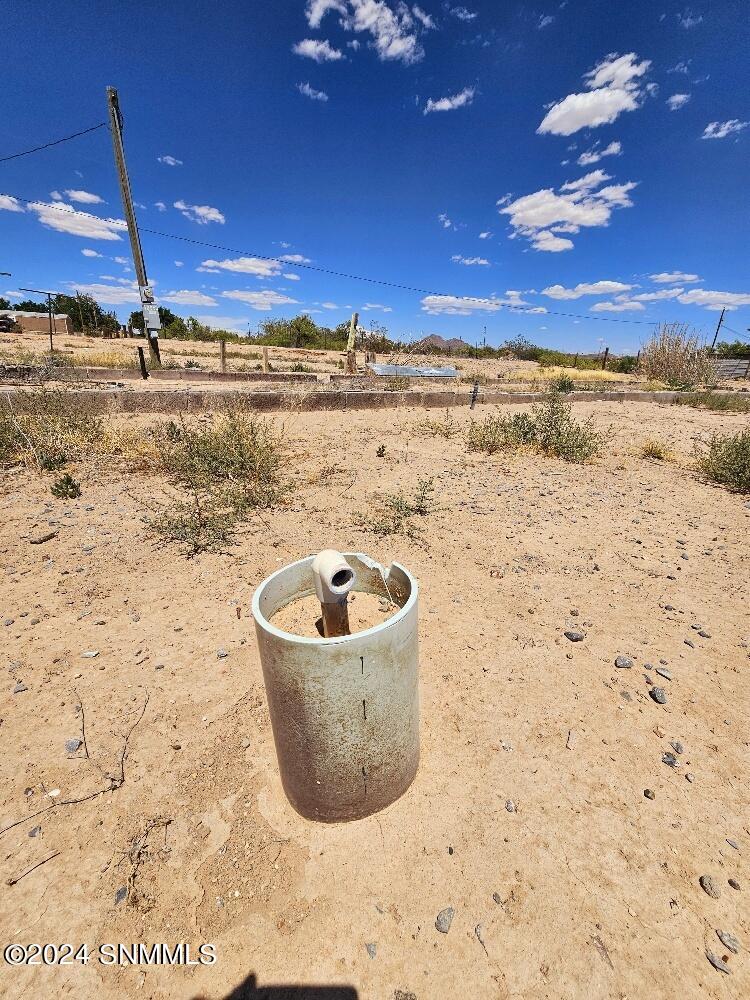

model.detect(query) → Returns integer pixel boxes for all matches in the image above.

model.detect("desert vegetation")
[637,322,717,389]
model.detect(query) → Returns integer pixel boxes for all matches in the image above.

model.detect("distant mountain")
[413,334,473,352]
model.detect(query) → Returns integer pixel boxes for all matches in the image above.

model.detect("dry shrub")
[149,414,289,554]
[414,410,461,438]
[695,430,750,493]
[0,388,103,470]
[467,392,605,463]
[640,438,672,460]
[638,322,717,388]
[673,391,750,414]
[356,476,436,539]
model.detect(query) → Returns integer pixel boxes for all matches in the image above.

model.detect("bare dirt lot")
[1,398,748,999]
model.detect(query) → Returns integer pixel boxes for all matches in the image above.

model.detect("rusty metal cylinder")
[252,553,419,822]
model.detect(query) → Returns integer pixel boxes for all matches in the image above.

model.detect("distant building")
[0,311,73,335]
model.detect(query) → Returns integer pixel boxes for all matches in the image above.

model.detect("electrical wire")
[720,323,750,341]
[0,189,670,327]
[0,123,109,164]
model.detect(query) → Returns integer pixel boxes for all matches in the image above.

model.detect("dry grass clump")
[673,391,750,414]
[695,430,750,493]
[356,476,436,539]
[149,414,290,554]
[507,366,628,385]
[0,388,103,471]
[467,392,606,463]
[638,322,717,389]
[640,438,673,461]
[414,410,461,438]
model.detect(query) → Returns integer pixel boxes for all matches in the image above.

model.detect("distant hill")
[413,334,474,353]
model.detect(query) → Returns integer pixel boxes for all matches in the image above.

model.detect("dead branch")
[6,851,61,886]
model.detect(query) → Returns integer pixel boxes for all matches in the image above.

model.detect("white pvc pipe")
[312,549,355,604]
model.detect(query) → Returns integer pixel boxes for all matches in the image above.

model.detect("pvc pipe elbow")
[312,549,355,604]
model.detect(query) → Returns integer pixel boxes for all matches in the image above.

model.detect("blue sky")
[1,0,748,352]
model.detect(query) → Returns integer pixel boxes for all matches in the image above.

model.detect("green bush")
[673,392,750,414]
[550,373,575,393]
[695,430,750,492]
[51,473,82,498]
[466,392,605,463]
[150,413,289,553]
[356,477,436,539]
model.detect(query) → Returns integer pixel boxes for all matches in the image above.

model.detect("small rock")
[705,950,731,975]
[435,907,454,934]
[365,942,377,959]
[684,639,695,649]
[726,839,740,851]
[4,618,15,626]
[171,742,182,750]
[615,655,633,669]
[680,553,689,561]
[670,740,683,754]
[215,896,224,909]
[13,682,28,694]
[655,667,672,681]
[650,687,667,705]
[217,648,229,659]
[81,650,99,658]
[643,662,654,670]
[644,789,655,800]
[28,825,41,837]
[664,604,675,611]
[685,772,695,782]
[242,739,251,750]
[115,886,127,905]
[505,799,516,813]
[492,892,502,905]
[716,930,740,954]
[662,752,680,768]
[65,738,83,754]
[728,878,741,891]
[700,874,721,899]
[570,609,579,617]
[564,630,584,642]
[653,725,666,738]
[29,531,58,544]
[30,618,40,625]
[698,630,712,639]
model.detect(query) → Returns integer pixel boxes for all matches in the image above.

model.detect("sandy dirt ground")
[1,398,748,1000]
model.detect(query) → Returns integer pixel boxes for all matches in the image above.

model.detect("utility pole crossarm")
[106,86,161,363]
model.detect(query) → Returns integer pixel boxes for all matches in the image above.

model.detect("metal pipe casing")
[252,553,419,822]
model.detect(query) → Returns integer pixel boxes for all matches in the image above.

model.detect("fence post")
[602,347,609,370]
[262,346,269,373]
[219,339,226,374]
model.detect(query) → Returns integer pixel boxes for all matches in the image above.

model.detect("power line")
[0,123,108,164]
[721,323,750,340]
[0,189,663,326]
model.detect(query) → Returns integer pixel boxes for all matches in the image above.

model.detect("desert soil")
[1,398,748,1000]
[272,592,396,639]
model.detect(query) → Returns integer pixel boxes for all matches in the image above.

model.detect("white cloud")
[199,256,282,278]
[538,14,554,28]
[154,201,167,212]
[668,60,691,74]
[424,87,475,115]
[158,155,183,166]
[362,302,393,311]
[175,260,184,267]
[67,281,141,304]
[622,287,685,302]
[438,212,455,229]
[702,120,748,140]
[667,93,691,110]
[538,52,651,136]
[478,231,492,239]
[62,189,104,204]
[283,273,301,281]
[298,81,329,101]
[499,169,637,252]
[451,254,490,266]
[50,190,63,201]
[449,6,477,21]
[305,0,347,28]
[81,248,102,257]
[577,140,622,165]
[590,300,645,312]
[543,280,633,299]
[421,291,531,315]
[650,271,701,284]
[161,289,218,306]
[174,200,225,224]
[0,195,24,213]
[311,0,430,64]
[194,314,251,333]
[221,290,299,310]
[281,253,312,263]
[29,201,127,241]
[677,288,750,311]
[293,38,344,61]
[320,301,342,309]
[113,256,129,266]
[677,9,703,28]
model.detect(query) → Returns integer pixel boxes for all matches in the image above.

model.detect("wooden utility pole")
[106,86,161,365]
[710,307,726,351]
[601,347,609,370]
[346,311,358,375]
[219,339,227,373]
